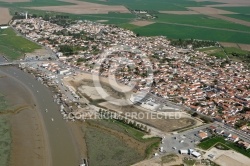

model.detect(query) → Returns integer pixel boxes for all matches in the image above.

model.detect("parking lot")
[159,123,212,154]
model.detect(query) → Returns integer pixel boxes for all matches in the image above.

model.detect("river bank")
[0,65,80,166]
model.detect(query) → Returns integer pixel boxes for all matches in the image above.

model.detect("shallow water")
[0,65,78,166]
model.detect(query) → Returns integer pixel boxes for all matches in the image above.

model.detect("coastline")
[0,66,80,166]
[0,67,51,166]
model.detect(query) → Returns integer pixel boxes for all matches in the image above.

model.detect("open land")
[0,7,12,25]
[82,119,161,166]
[204,147,250,166]
[26,0,129,14]
[0,0,30,2]
[198,136,250,158]
[0,28,41,60]
[64,73,197,133]
[132,154,183,166]
[130,20,155,27]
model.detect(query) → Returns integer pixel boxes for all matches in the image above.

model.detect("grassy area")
[215,142,230,150]
[84,125,144,166]
[0,0,73,8]
[0,115,11,166]
[197,46,250,59]
[0,94,8,113]
[161,153,178,164]
[84,119,161,166]
[155,14,250,32]
[82,0,223,10]
[90,119,160,142]
[133,23,250,44]
[224,14,250,22]
[216,7,250,15]
[0,28,40,60]
[198,136,250,158]
[183,158,196,166]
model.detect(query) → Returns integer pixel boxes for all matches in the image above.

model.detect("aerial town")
[12,17,250,128]
[2,16,249,166]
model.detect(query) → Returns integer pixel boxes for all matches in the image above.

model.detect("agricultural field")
[223,14,250,22]
[215,6,250,15]
[132,23,250,44]
[0,7,12,25]
[155,14,250,32]
[0,28,40,60]
[83,120,161,166]
[1,0,250,44]
[81,0,224,10]
[0,0,73,8]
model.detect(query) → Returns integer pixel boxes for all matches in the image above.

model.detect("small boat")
[51,118,54,121]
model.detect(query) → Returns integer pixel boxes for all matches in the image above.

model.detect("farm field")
[223,14,250,22]
[1,0,250,44]
[0,0,73,7]
[0,28,41,60]
[83,120,161,166]
[132,23,250,44]
[81,0,224,10]
[155,14,250,32]
[0,7,12,25]
[215,6,250,14]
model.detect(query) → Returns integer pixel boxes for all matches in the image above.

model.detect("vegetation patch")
[198,136,250,158]
[0,115,11,166]
[83,119,161,166]
[161,153,178,164]
[215,142,230,150]
[0,28,40,60]
[84,123,143,166]
[183,157,196,166]
[0,94,8,113]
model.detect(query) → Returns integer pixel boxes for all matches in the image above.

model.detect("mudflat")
[0,69,49,166]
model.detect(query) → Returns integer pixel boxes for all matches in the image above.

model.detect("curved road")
[0,66,79,166]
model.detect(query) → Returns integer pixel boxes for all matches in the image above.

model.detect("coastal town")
[3,16,250,165]
[11,17,250,127]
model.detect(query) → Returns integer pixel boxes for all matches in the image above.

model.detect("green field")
[131,23,250,44]
[198,136,250,158]
[84,119,161,166]
[155,14,250,32]
[2,0,250,44]
[0,94,8,113]
[0,28,40,60]
[216,7,250,15]
[0,0,73,8]
[0,115,11,166]
[223,14,250,22]
[82,0,224,10]
[196,46,250,58]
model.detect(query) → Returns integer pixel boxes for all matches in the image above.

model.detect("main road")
[0,63,79,166]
